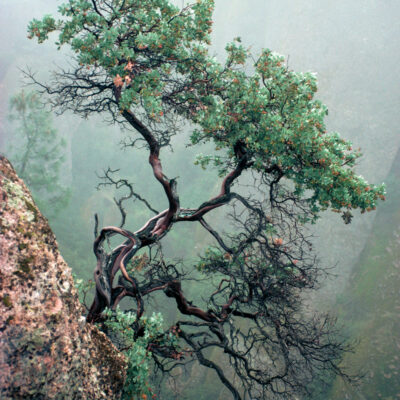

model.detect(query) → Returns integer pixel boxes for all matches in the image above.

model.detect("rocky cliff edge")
[0,154,126,399]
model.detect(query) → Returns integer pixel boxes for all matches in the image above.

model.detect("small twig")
[94,213,99,238]
[199,217,233,254]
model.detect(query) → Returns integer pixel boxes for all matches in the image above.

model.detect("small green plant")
[103,307,179,399]
[72,273,95,308]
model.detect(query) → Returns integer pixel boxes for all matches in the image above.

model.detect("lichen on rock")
[0,154,126,399]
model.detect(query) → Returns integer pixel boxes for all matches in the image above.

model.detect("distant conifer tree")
[8,90,70,216]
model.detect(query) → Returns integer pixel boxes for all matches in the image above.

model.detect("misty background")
[1,0,399,398]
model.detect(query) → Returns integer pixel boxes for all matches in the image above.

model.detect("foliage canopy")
[28,0,385,398]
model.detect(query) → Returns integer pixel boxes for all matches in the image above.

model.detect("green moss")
[3,177,35,222]
[2,295,12,308]
[19,256,34,273]
[11,329,45,352]
[18,243,28,250]
[15,225,33,238]
[14,255,35,279]
[25,200,38,222]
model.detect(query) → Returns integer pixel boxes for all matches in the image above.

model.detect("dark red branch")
[87,226,141,322]
[177,151,249,222]
[221,295,238,319]
[122,109,179,238]
[164,280,217,322]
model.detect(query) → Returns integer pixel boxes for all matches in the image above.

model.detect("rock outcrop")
[0,155,126,399]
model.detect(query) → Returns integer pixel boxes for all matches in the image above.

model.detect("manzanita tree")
[27,0,385,398]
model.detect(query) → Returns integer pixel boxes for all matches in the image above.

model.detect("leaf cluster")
[103,307,177,399]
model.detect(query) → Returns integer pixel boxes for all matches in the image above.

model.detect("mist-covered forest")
[1,0,399,398]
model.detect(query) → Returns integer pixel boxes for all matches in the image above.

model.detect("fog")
[1,0,399,398]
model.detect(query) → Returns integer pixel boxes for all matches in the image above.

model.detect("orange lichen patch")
[0,154,126,399]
